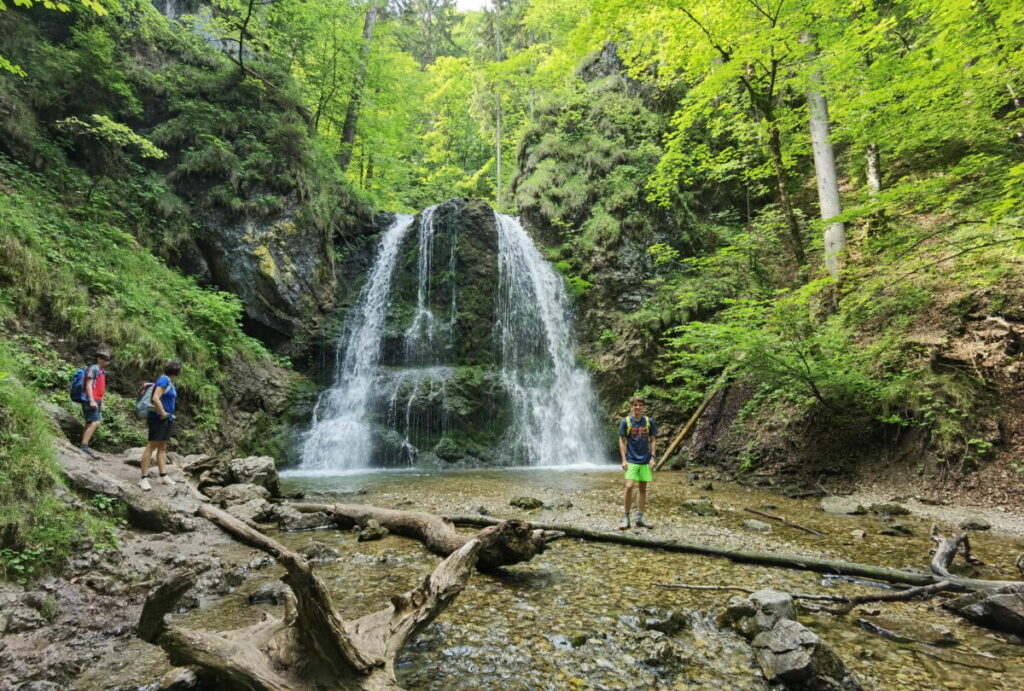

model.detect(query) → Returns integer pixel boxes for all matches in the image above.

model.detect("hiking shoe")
[79,445,98,459]
[616,517,630,531]
[635,517,655,529]
[160,474,175,486]
[139,478,152,491]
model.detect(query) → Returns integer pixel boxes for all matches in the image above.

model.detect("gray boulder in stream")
[718,589,861,690]
[943,584,1024,635]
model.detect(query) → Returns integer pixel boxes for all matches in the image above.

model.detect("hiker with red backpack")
[72,350,111,459]
[138,359,182,491]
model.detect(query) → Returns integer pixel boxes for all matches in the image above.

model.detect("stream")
[164,468,1024,690]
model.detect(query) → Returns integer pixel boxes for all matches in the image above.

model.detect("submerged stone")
[681,498,719,516]
[944,584,1024,635]
[959,517,992,531]
[510,496,544,510]
[870,503,910,516]
[821,497,867,515]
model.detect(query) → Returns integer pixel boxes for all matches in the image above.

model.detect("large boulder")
[224,456,281,496]
[752,619,861,690]
[943,584,1024,635]
[207,483,270,507]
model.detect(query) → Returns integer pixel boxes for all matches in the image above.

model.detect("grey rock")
[357,518,389,542]
[681,498,719,516]
[744,519,773,533]
[510,496,544,510]
[750,589,797,633]
[207,483,270,506]
[870,503,910,516]
[4,606,44,633]
[821,497,867,515]
[850,530,866,539]
[300,540,340,562]
[225,456,281,496]
[717,595,757,629]
[641,608,690,636]
[269,505,331,531]
[41,400,83,441]
[879,522,913,537]
[752,619,861,690]
[959,517,991,531]
[248,582,289,606]
[944,584,1024,635]
[225,498,275,525]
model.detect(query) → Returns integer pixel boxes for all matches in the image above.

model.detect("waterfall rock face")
[300,199,607,471]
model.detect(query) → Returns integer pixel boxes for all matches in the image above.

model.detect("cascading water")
[300,214,415,471]
[493,212,605,466]
[298,201,606,472]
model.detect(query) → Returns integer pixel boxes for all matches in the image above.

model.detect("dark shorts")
[147,417,174,442]
[81,401,103,423]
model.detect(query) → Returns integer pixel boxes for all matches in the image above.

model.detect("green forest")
[2,1,1024,688]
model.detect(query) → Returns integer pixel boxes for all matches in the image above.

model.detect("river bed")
[178,467,1024,689]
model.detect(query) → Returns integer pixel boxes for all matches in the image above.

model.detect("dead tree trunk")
[290,503,563,570]
[442,515,1023,593]
[140,505,543,690]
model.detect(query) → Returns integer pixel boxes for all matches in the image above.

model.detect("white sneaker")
[161,475,175,486]
[139,478,152,491]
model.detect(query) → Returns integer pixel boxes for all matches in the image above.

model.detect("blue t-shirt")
[149,375,177,419]
[619,415,658,464]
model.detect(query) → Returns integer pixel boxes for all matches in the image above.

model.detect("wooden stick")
[744,507,825,536]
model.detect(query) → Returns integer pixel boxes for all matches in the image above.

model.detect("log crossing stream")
[166,469,1024,690]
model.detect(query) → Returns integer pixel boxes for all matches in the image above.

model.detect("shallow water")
[183,469,1024,689]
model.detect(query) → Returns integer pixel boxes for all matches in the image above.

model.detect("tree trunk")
[442,514,1022,593]
[339,1,380,172]
[767,124,807,272]
[803,38,845,280]
[141,504,543,690]
[291,503,563,570]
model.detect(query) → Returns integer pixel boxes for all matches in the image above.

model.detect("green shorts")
[624,463,653,482]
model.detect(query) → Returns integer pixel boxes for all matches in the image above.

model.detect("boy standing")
[79,350,110,459]
[618,396,658,530]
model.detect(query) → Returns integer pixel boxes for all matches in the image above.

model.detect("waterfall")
[300,215,414,471]
[297,202,606,472]
[493,212,605,467]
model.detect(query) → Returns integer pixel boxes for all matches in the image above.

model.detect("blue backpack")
[69,368,87,402]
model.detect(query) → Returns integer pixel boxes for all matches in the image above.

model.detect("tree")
[339,0,385,171]
[0,0,107,75]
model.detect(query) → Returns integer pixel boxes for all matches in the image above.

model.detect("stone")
[959,517,991,531]
[701,482,714,491]
[357,519,389,542]
[510,496,544,510]
[750,589,797,633]
[40,400,83,441]
[300,540,340,562]
[716,595,757,629]
[248,582,289,606]
[943,584,1024,635]
[752,619,861,690]
[870,503,910,516]
[641,608,690,636]
[271,505,331,531]
[207,483,270,506]
[225,498,275,526]
[744,519,773,533]
[225,456,281,496]
[821,497,867,515]
[879,522,913,537]
[4,606,45,633]
[851,530,866,539]
[681,498,719,516]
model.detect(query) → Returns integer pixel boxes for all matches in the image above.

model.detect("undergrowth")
[0,343,118,583]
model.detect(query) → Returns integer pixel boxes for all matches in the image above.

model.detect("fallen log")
[443,514,1021,593]
[289,503,563,570]
[140,504,534,690]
